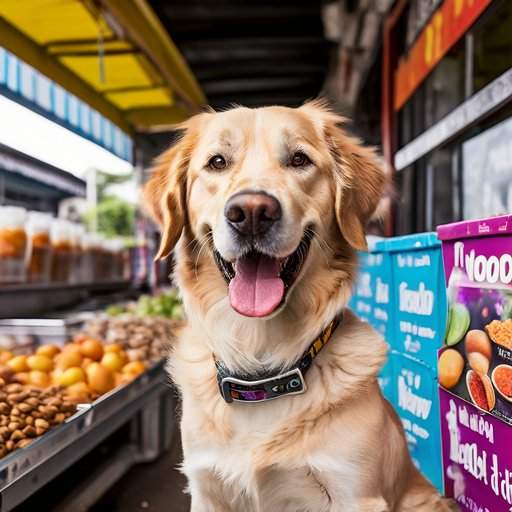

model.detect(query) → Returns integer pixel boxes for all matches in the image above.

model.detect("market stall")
[0,291,184,511]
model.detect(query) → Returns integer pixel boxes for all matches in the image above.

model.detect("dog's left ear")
[325,121,386,252]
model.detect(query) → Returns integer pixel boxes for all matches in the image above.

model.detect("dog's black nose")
[225,192,281,236]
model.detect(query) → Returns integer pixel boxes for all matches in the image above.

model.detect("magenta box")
[437,215,512,425]
[440,388,512,511]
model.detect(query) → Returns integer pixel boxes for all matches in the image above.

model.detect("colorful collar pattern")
[215,312,343,404]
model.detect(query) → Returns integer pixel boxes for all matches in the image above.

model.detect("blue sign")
[391,351,443,493]
[351,243,394,343]
[0,47,133,162]
[385,233,447,368]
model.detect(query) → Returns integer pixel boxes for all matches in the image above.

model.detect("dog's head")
[144,101,385,319]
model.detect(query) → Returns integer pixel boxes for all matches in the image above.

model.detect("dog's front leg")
[187,468,236,512]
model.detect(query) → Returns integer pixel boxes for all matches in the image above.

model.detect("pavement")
[91,431,191,512]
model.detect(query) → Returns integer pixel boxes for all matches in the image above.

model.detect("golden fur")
[144,101,458,511]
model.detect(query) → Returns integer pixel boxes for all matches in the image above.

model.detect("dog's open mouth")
[213,230,313,318]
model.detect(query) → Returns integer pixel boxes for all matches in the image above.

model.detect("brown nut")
[25,397,40,407]
[44,398,62,408]
[16,438,33,449]
[0,427,10,440]
[0,403,10,415]
[35,427,47,436]
[5,384,22,394]
[53,413,66,424]
[7,391,28,404]
[25,416,34,426]
[34,418,49,430]
[5,440,14,451]
[22,425,36,437]
[0,445,7,458]
[38,405,57,419]
[18,403,32,414]
[10,417,25,428]
[8,422,20,432]
[10,430,25,442]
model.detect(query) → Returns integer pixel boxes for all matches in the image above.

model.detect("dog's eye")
[290,151,312,168]
[207,154,227,170]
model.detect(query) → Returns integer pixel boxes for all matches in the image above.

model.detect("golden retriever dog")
[144,100,457,512]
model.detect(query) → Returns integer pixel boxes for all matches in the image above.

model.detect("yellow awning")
[0,0,206,133]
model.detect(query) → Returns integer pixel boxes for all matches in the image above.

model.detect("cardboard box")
[437,215,512,425]
[391,351,443,492]
[350,240,394,342]
[440,388,512,511]
[383,233,447,368]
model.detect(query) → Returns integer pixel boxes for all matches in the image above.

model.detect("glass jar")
[0,206,28,284]
[69,223,85,284]
[50,219,72,283]
[27,212,52,283]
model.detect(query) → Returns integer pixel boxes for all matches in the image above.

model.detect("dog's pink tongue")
[229,254,284,317]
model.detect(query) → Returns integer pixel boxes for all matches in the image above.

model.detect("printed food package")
[390,351,443,493]
[440,388,512,511]
[437,215,512,425]
[385,233,447,368]
[350,237,395,403]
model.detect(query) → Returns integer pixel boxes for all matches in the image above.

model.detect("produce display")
[0,381,76,457]
[84,316,178,363]
[0,337,147,405]
[0,289,183,462]
[105,289,184,320]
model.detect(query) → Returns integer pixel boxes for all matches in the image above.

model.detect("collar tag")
[220,368,306,403]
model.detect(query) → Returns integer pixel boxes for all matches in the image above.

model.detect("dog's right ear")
[143,142,188,260]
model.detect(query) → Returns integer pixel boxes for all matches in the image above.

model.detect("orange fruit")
[29,370,51,387]
[114,372,133,387]
[27,354,53,372]
[55,351,82,369]
[7,355,29,373]
[80,339,104,361]
[122,361,145,377]
[101,352,124,373]
[13,372,30,385]
[57,367,86,387]
[86,363,114,394]
[63,343,82,354]
[81,357,94,369]
[36,345,61,358]
[0,351,14,364]
[104,343,123,353]
[66,382,91,401]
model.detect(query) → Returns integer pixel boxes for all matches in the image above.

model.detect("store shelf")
[0,359,173,512]
[0,281,132,318]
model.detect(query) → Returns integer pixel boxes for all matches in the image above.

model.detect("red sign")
[394,0,492,111]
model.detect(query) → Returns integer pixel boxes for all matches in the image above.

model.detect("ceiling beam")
[125,104,191,131]
[99,0,206,110]
[0,17,131,133]
[160,4,319,21]
[202,76,320,96]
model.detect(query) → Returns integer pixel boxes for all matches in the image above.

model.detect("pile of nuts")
[0,380,76,457]
[84,317,180,363]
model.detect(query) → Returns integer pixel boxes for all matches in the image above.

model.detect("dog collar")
[215,312,343,404]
